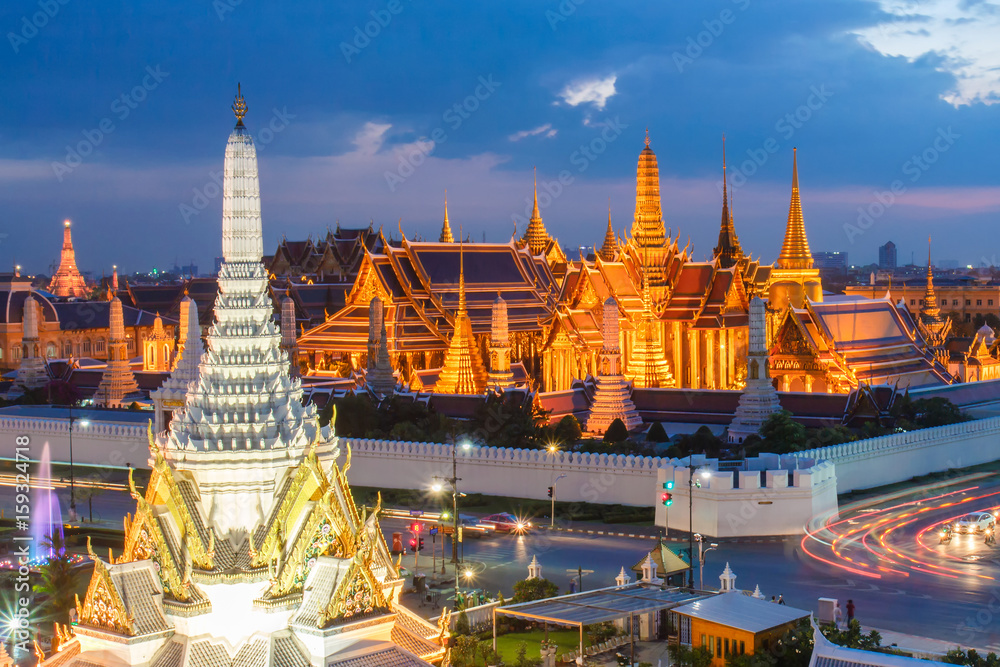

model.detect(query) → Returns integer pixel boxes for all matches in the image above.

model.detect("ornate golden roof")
[776,148,813,270]
[232,83,247,126]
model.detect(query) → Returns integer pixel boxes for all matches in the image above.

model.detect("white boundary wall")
[792,416,1000,494]
[654,455,838,537]
[0,415,148,470]
[343,438,663,506]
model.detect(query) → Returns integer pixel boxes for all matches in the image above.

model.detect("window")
[966,313,972,322]
[46,343,57,358]
[978,300,983,306]
[82,339,91,354]
[910,299,916,305]
[740,641,746,655]
[96,338,106,354]
[954,299,959,306]
[717,638,722,657]
[919,300,924,306]
[701,635,707,649]
[10,345,21,361]
[967,300,972,306]
[127,337,135,352]
[63,342,72,357]
[725,638,730,656]
[990,300,995,307]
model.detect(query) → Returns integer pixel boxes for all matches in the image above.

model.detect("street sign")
[458,526,464,543]
[409,509,424,517]
[430,527,439,535]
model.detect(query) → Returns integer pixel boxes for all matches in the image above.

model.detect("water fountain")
[30,442,64,562]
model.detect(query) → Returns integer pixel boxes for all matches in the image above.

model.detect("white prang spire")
[161,87,335,540]
[221,85,264,264]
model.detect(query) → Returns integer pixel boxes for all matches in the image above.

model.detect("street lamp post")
[550,474,566,528]
[67,405,89,522]
[694,534,718,590]
[687,462,707,588]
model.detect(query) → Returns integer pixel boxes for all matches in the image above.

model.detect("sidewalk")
[868,625,980,659]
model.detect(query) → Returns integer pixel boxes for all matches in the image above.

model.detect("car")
[954,512,995,534]
[481,512,531,533]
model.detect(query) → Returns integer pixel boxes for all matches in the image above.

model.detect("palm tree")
[32,533,80,625]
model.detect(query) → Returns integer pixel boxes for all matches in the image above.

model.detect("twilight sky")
[1,0,999,277]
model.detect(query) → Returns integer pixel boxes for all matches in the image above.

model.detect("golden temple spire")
[522,167,551,255]
[439,190,455,243]
[599,197,618,261]
[631,131,666,249]
[435,224,488,394]
[922,235,941,320]
[232,83,248,127]
[713,134,744,269]
[458,227,466,315]
[776,148,813,270]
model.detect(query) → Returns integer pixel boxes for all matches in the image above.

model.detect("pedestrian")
[771,595,777,603]
[834,602,844,630]
[846,599,855,623]
[778,594,786,605]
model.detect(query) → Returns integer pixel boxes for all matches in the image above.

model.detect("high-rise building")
[879,241,897,270]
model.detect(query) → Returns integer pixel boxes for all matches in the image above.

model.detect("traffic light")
[410,522,423,533]
[418,537,424,551]
[661,492,673,507]
[547,486,554,498]
[409,537,417,550]
[663,480,675,491]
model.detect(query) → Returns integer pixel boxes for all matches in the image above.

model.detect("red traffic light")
[410,522,423,533]
[661,492,673,507]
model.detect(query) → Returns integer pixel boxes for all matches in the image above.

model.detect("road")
[5,470,1000,649]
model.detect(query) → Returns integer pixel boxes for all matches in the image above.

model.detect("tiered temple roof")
[297,237,558,357]
[771,295,952,391]
[265,223,382,283]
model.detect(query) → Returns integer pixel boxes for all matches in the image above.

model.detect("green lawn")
[493,629,589,664]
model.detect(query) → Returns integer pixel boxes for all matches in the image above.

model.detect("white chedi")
[159,115,335,540]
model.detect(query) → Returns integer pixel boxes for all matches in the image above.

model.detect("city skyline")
[3,1,999,274]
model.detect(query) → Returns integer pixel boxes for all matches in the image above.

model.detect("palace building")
[288,135,967,399]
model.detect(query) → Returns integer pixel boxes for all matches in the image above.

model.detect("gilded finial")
[232,83,248,126]
[645,127,650,147]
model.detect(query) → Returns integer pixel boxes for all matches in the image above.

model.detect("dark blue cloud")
[0,0,997,273]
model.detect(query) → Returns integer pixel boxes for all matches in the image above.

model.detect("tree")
[554,415,583,444]
[756,410,806,454]
[772,619,814,667]
[603,418,629,444]
[74,478,105,522]
[646,421,669,443]
[454,608,471,635]
[822,619,884,651]
[471,391,549,448]
[677,425,723,458]
[33,533,79,625]
[725,650,776,667]
[511,577,559,603]
[450,634,479,667]
[670,644,713,667]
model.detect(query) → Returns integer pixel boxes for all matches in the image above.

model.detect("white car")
[954,512,995,534]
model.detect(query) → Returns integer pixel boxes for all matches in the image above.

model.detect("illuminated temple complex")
[293,133,954,401]
[42,88,446,667]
